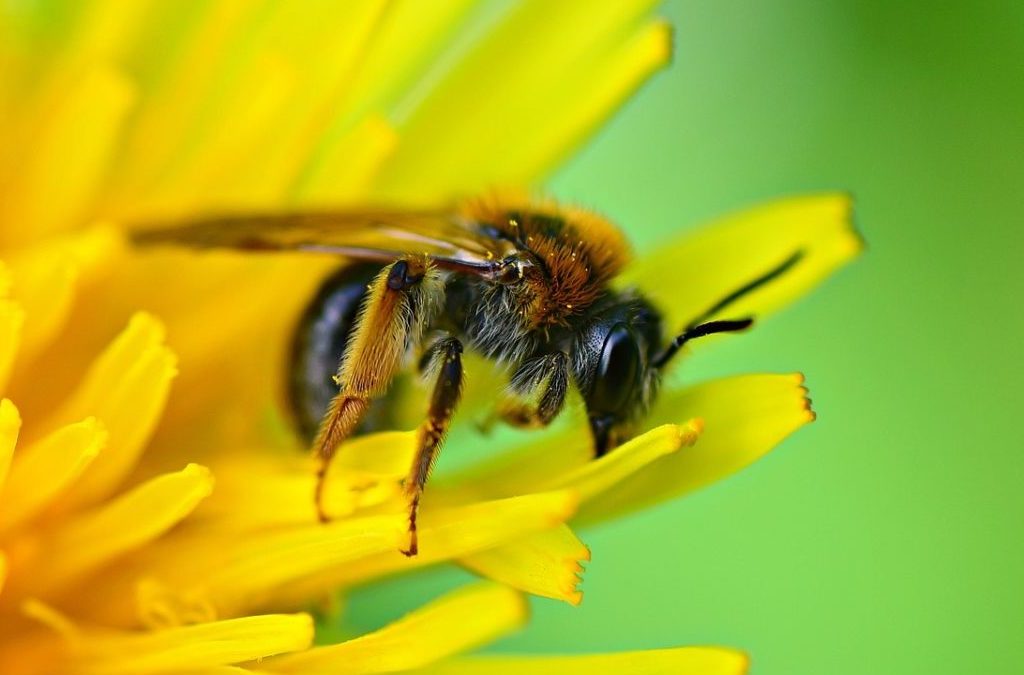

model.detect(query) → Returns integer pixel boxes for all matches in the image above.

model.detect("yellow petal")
[202,438,411,530]
[105,0,265,212]
[19,464,213,597]
[48,312,178,510]
[6,249,76,367]
[292,116,398,206]
[578,374,814,524]
[0,67,134,243]
[451,424,699,603]
[3,228,121,372]
[79,614,313,675]
[24,599,313,675]
[265,583,527,674]
[334,430,419,477]
[336,0,478,123]
[0,418,105,535]
[371,0,664,201]
[460,526,590,605]
[544,422,701,503]
[434,429,592,506]
[436,420,698,508]
[495,19,672,182]
[0,550,7,597]
[202,431,416,531]
[620,194,861,342]
[0,299,24,394]
[139,490,576,619]
[0,398,21,493]
[214,0,393,205]
[411,646,748,675]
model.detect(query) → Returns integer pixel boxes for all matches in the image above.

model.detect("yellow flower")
[0,2,860,675]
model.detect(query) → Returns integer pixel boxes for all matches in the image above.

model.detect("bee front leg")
[402,335,464,556]
[313,258,443,522]
[495,352,569,429]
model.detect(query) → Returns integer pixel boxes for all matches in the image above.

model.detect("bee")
[134,194,801,555]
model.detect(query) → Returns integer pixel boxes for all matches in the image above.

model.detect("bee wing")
[131,209,508,277]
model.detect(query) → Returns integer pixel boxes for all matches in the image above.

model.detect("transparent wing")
[131,209,510,277]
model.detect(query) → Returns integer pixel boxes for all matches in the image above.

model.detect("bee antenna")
[652,249,804,370]
[652,318,753,369]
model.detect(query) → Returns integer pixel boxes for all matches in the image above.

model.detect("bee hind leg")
[402,335,464,556]
[313,258,443,522]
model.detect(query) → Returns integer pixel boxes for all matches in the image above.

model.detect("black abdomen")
[288,264,379,440]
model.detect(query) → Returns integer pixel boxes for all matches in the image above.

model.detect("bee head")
[574,297,663,455]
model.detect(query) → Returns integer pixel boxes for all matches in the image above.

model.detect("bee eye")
[590,323,641,414]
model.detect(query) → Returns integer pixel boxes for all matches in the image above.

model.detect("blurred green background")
[350,2,1024,673]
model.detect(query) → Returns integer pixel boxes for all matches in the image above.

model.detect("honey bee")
[134,194,801,555]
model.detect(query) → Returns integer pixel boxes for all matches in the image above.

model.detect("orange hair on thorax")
[462,193,632,327]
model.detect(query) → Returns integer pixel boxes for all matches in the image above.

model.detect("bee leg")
[313,258,443,522]
[496,352,569,429]
[402,336,464,557]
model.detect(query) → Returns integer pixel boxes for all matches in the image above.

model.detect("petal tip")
[182,463,216,495]
[841,192,868,254]
[0,398,22,430]
[735,648,753,674]
[553,490,581,525]
[652,19,674,67]
[793,373,816,423]
[681,417,704,444]
[127,311,167,344]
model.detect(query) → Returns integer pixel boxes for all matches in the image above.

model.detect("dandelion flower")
[0,2,859,674]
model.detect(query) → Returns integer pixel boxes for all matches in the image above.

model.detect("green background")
[351,2,1024,673]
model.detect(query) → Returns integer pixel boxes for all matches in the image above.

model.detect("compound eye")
[590,323,641,414]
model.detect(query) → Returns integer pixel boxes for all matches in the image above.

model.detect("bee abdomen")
[288,263,380,440]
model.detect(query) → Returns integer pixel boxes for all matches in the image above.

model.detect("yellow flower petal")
[336,0,478,122]
[460,526,590,606]
[18,464,213,597]
[0,298,24,394]
[497,19,672,181]
[0,68,134,244]
[620,194,861,343]
[202,441,411,531]
[0,419,105,535]
[578,374,814,524]
[24,599,313,675]
[140,490,576,620]
[105,0,265,212]
[200,431,415,531]
[0,550,7,597]
[80,614,313,675]
[0,398,21,493]
[544,422,701,503]
[436,420,699,508]
[411,646,748,675]
[452,423,698,603]
[47,312,177,510]
[371,0,665,201]
[265,583,527,674]
[293,116,399,206]
[334,430,419,477]
[213,0,393,205]
[434,429,592,506]
[2,228,121,375]
[6,249,76,367]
